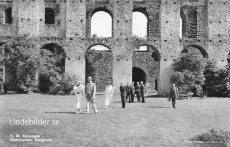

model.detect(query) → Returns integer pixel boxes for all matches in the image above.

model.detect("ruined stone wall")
[1,0,230,94]
[206,0,230,68]
[133,51,159,93]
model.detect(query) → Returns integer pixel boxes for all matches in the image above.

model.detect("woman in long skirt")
[73,81,85,114]
[104,81,113,108]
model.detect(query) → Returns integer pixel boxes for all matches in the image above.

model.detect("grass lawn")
[0,94,230,147]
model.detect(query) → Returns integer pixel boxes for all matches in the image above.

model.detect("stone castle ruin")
[0,0,230,94]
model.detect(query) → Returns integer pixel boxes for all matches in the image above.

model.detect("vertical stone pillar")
[65,55,85,84]
[17,0,40,37]
[159,0,180,95]
[158,58,174,95]
[65,0,86,38]
[112,0,133,92]
[64,37,86,84]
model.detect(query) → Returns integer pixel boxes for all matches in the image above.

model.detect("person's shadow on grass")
[147,106,171,108]
[44,112,76,114]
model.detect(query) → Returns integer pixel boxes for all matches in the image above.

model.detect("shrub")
[171,53,207,95]
[39,47,77,95]
[191,128,230,147]
[48,73,78,95]
[204,60,229,97]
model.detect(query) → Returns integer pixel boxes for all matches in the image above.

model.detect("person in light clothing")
[104,81,113,108]
[86,77,98,114]
[73,81,85,114]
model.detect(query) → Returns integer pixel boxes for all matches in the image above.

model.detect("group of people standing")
[73,77,147,114]
[73,77,114,114]
[73,77,99,114]
[119,81,146,108]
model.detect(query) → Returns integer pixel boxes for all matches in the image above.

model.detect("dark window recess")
[55,4,60,14]
[44,0,56,3]
[189,0,198,2]
[152,52,159,61]
[45,8,55,24]
[181,48,188,53]
[5,7,12,24]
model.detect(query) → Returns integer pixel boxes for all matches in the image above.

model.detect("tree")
[204,60,229,97]
[39,46,78,95]
[0,38,39,93]
[171,53,207,95]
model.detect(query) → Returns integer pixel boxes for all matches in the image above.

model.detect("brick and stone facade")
[0,0,230,94]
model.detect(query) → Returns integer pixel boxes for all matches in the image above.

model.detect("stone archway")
[39,43,66,93]
[85,44,113,92]
[132,44,161,93]
[86,6,114,37]
[132,67,146,85]
[181,45,208,58]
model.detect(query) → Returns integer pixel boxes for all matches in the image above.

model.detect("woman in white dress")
[73,81,85,114]
[104,81,113,108]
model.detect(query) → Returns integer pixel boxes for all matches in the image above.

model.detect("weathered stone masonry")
[1,0,230,94]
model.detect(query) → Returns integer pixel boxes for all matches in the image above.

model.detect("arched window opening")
[45,8,55,24]
[91,11,112,37]
[89,45,110,51]
[152,52,159,61]
[181,46,208,58]
[132,11,147,38]
[135,45,147,52]
[5,7,12,24]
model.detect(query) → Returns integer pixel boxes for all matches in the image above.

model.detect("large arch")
[132,11,148,38]
[132,44,161,93]
[39,43,66,93]
[181,45,208,58]
[85,44,113,92]
[86,6,114,37]
[91,11,112,37]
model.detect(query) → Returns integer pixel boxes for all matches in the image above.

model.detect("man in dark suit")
[130,82,135,103]
[3,82,7,94]
[168,83,179,109]
[120,81,126,108]
[140,81,145,103]
[126,82,131,103]
[135,82,141,102]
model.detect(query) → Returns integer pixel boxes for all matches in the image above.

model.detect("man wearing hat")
[85,77,98,114]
